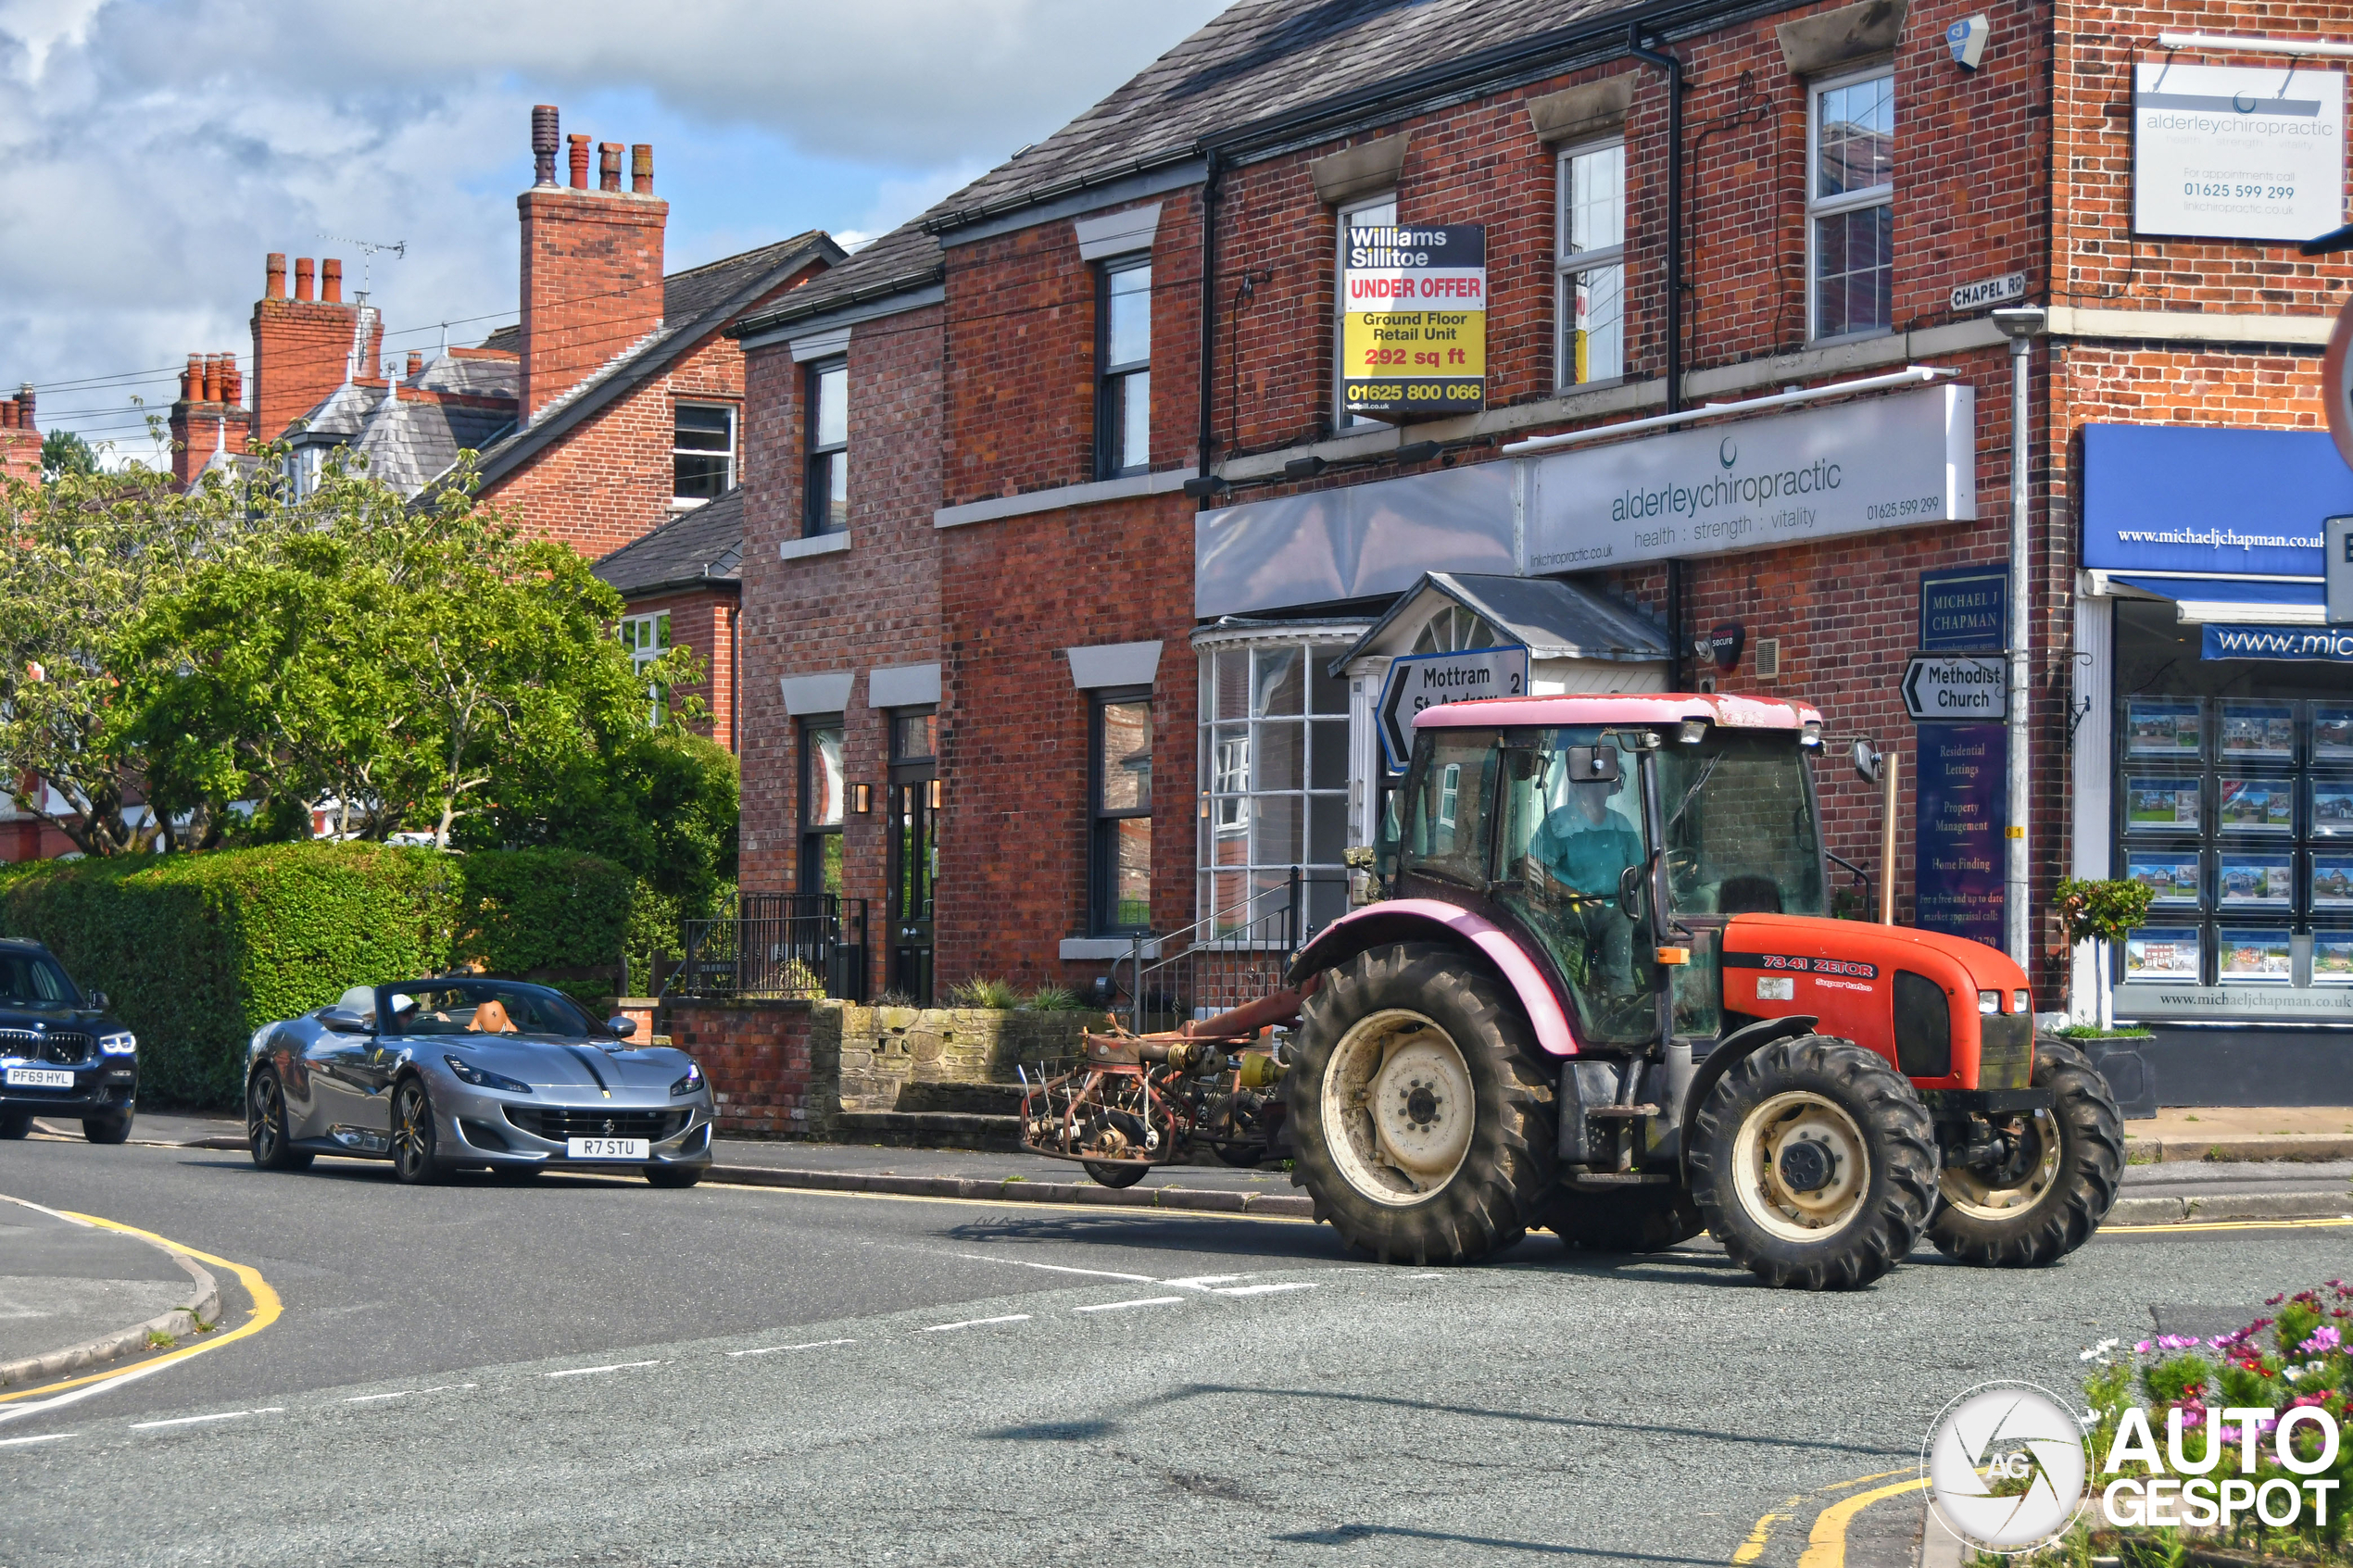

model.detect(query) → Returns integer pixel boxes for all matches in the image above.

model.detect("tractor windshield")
[1654,731,1827,918]
[1491,728,1659,1046]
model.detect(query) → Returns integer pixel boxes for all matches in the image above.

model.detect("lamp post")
[1992,306,2046,973]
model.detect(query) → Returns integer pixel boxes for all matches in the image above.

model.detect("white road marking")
[946,1252,1156,1283]
[922,1314,1031,1333]
[343,1384,475,1403]
[728,1339,856,1358]
[1210,1282,1320,1297]
[1162,1273,1250,1290]
[544,1361,664,1378]
[0,1432,77,1448]
[1408,1273,1449,1279]
[1073,1296,1185,1313]
[131,1407,283,1431]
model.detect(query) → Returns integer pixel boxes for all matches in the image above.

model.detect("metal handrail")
[1122,867,1346,1033]
[665,897,869,1001]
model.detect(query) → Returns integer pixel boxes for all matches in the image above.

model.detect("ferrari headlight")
[444,1054,531,1094]
[99,1031,137,1056]
[671,1062,703,1097]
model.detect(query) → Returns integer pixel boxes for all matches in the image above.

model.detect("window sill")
[934,467,1194,530]
[1059,937,1163,960]
[669,496,713,513]
[779,532,850,561]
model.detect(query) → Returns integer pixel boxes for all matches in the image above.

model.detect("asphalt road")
[1,1137,2347,1567]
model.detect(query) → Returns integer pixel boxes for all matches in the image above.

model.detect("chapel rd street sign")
[1378,646,1529,771]
[1903,653,2007,722]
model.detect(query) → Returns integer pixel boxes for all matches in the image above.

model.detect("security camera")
[1946,14,1991,70]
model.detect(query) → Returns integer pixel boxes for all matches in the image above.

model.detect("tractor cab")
[1379,695,1830,1056]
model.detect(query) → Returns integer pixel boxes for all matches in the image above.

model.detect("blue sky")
[0,0,1227,458]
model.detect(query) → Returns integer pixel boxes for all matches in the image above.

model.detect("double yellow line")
[1732,1468,1926,1567]
[0,1213,280,1408]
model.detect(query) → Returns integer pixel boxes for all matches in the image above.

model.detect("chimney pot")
[598,142,622,192]
[568,134,591,189]
[295,257,316,302]
[20,383,35,425]
[531,105,560,187]
[182,355,203,402]
[631,144,653,194]
[199,355,219,404]
[226,361,242,404]
[1,401,15,431]
[407,351,424,379]
[321,258,343,304]
[265,252,287,300]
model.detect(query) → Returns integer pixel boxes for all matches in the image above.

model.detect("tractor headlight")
[2013,989,2031,1015]
[1677,720,1707,745]
[444,1055,531,1094]
[1800,721,1823,747]
[98,1031,137,1056]
[671,1062,703,1097]
[1977,990,2000,1014]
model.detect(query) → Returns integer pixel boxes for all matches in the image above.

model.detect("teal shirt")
[1531,809,1643,897]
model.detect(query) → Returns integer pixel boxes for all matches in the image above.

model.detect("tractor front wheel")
[1287,943,1555,1266]
[1689,1035,1937,1290]
[1927,1035,2122,1268]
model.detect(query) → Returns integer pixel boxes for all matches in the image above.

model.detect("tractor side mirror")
[1852,740,1883,784]
[1566,746,1620,784]
[1617,863,1647,923]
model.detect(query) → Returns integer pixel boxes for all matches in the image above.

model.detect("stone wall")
[667,997,1089,1138]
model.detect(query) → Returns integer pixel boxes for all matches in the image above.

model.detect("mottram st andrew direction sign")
[1378,646,1529,772]
[1903,654,2007,721]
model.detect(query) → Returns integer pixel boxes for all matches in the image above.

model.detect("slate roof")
[923,0,1682,232]
[591,486,744,599]
[479,324,521,355]
[419,355,518,399]
[729,220,944,339]
[285,380,518,495]
[462,230,842,495]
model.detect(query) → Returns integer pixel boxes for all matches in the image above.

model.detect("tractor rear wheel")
[1287,943,1555,1266]
[1546,1187,1704,1254]
[1689,1035,1937,1290]
[1927,1035,2122,1268]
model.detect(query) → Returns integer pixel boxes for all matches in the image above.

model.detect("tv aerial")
[316,233,407,302]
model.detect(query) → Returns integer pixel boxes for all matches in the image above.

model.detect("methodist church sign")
[1524,383,1975,575]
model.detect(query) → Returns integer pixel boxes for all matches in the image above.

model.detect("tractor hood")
[1722,914,2031,996]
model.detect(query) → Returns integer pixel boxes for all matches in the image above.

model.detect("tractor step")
[1565,1172,1676,1188]
[1585,1105,1658,1119]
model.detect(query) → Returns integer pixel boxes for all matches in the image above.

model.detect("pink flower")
[2302,1326,2345,1354]
[2135,1340,2152,1354]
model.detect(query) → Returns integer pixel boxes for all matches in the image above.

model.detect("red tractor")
[1026,692,2123,1290]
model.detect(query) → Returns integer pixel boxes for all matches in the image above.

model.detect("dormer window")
[673,404,736,501]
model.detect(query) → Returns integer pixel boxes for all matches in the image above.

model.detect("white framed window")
[1807,67,1895,342]
[673,403,736,501]
[1333,190,1397,431]
[1198,639,1353,939]
[1556,139,1626,388]
[620,610,671,723]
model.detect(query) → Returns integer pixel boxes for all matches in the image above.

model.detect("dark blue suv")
[0,938,137,1143]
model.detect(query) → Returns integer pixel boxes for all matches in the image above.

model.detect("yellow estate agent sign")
[1341,223,1486,418]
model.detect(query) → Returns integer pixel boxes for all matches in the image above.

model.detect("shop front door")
[888,774,936,1003]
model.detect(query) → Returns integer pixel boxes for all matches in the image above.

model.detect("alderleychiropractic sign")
[1525,383,1977,574]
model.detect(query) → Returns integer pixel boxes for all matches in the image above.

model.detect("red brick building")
[736,0,2353,1105]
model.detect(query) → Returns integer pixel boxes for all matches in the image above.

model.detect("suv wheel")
[1690,1035,1936,1290]
[0,1109,30,1140]
[82,1111,132,1145]
[1288,942,1555,1265]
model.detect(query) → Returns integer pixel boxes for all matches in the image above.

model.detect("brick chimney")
[0,381,38,483]
[518,105,666,423]
[169,350,253,489]
[251,252,380,440]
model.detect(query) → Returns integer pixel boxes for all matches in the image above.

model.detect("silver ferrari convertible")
[245,978,715,1186]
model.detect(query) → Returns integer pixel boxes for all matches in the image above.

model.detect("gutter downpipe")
[1628,26,1686,690]
[1993,306,2046,974]
[1197,150,1224,488]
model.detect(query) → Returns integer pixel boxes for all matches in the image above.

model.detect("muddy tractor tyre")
[1927,1035,2122,1268]
[1690,1035,1937,1290]
[1287,943,1556,1266]
[1546,1187,1704,1254]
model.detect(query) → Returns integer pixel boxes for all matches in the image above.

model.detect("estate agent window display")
[2111,602,2353,996]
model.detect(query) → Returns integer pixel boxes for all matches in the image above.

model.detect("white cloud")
[0,0,1227,446]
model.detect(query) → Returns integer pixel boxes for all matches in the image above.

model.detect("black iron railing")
[1121,867,1347,1034]
[667,895,869,1001]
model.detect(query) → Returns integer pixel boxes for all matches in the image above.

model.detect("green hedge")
[0,844,632,1109]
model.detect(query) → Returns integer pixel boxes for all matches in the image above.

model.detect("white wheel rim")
[1938,1112,2062,1221]
[1731,1090,1871,1243]
[1319,1009,1474,1208]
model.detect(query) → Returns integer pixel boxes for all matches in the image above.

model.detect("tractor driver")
[1526,754,1645,1005]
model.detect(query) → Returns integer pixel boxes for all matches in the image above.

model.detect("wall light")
[849,784,872,814]
[927,779,945,810]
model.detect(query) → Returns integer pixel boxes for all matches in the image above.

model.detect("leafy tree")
[39,429,98,482]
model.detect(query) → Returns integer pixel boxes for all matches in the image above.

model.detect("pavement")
[2,1134,2350,1566]
[0,1196,218,1387]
